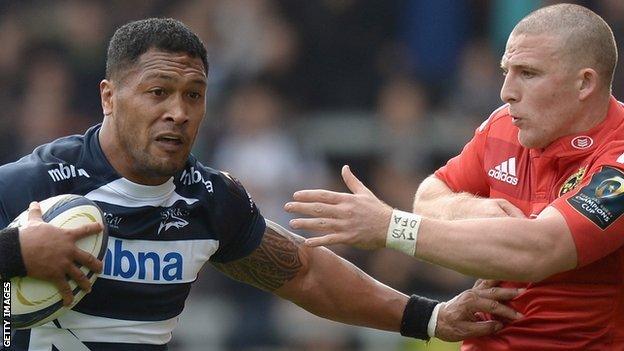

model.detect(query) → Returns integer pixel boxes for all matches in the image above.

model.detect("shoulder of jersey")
[174,156,231,196]
[477,104,511,133]
[0,134,93,222]
[597,139,624,166]
[0,134,87,184]
[177,156,251,201]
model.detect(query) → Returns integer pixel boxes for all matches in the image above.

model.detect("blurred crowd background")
[2,0,624,350]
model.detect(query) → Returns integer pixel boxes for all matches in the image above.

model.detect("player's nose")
[165,94,189,124]
[500,74,520,104]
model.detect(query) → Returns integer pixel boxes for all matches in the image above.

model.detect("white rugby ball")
[6,194,108,329]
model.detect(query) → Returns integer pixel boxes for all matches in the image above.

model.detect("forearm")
[415,214,577,281]
[413,175,478,220]
[275,244,408,331]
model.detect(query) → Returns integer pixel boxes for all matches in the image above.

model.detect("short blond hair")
[513,4,617,89]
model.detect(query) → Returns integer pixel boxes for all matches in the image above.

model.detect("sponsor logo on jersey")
[571,136,593,150]
[488,157,519,185]
[47,163,90,182]
[559,166,587,197]
[103,212,123,230]
[103,239,183,281]
[158,208,189,235]
[568,166,624,229]
[180,166,213,193]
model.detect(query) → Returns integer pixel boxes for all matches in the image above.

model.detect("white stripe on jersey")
[101,237,218,284]
[28,310,178,347]
[85,177,198,207]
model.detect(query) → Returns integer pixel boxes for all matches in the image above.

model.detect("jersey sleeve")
[208,171,266,263]
[0,154,59,228]
[434,123,490,196]
[550,153,624,267]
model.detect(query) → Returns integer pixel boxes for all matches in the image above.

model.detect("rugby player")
[3,18,520,350]
[287,4,624,350]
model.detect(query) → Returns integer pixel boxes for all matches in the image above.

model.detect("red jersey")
[435,97,624,350]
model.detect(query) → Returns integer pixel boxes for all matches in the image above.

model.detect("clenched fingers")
[74,249,103,274]
[54,278,74,306]
[468,296,522,320]
[473,286,522,302]
[69,222,103,241]
[67,265,92,293]
[499,201,526,218]
[473,279,499,289]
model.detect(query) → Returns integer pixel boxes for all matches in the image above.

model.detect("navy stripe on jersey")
[74,279,191,321]
[93,202,217,241]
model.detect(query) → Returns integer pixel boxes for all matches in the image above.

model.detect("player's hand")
[468,198,525,219]
[285,165,391,250]
[19,202,104,306]
[435,282,524,342]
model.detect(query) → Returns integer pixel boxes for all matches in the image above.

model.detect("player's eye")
[149,88,166,97]
[188,92,202,100]
[521,70,535,78]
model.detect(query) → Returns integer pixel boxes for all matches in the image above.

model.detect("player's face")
[500,33,584,149]
[102,49,207,185]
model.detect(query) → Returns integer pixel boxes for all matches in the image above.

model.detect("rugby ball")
[5,194,108,329]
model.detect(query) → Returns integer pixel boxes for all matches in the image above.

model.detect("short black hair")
[105,18,208,80]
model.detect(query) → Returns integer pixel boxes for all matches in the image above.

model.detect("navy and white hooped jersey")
[2,125,266,350]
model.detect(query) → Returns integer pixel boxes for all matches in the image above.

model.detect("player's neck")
[568,94,611,135]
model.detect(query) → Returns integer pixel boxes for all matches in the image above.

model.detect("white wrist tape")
[427,302,444,338]
[385,209,421,256]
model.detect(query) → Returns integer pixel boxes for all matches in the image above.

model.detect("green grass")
[403,339,461,351]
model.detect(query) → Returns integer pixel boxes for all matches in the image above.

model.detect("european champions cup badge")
[595,176,624,199]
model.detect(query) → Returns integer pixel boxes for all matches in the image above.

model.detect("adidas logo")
[47,163,90,182]
[488,157,519,185]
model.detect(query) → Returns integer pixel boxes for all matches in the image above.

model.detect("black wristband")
[400,294,440,340]
[0,227,27,279]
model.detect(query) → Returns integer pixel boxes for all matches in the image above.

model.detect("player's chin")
[149,153,189,176]
[150,161,186,178]
[517,131,542,149]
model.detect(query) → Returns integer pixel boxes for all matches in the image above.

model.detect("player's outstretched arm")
[414,175,525,220]
[285,166,577,282]
[212,220,522,341]
[3,202,104,306]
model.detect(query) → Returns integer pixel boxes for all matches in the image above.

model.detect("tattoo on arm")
[212,223,304,292]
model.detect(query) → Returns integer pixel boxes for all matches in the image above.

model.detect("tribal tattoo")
[212,224,304,292]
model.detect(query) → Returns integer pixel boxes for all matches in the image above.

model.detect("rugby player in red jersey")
[287,4,624,350]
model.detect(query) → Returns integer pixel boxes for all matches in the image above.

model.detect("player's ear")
[100,79,114,117]
[578,68,598,101]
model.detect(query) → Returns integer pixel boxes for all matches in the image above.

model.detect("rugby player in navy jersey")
[4,18,521,350]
